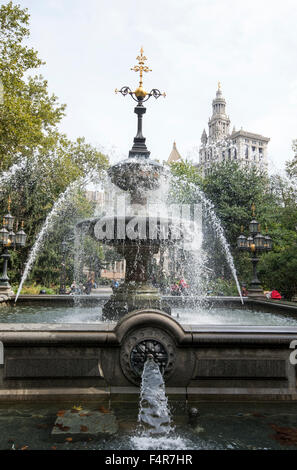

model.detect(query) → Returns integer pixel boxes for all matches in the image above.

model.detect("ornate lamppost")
[0,197,27,297]
[237,203,272,298]
[59,240,67,294]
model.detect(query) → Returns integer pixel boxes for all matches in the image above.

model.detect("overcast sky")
[16,0,297,172]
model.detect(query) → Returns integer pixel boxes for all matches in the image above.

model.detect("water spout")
[130,357,187,450]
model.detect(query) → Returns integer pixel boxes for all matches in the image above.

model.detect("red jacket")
[271,290,282,299]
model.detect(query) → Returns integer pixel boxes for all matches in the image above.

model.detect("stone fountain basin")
[0,306,296,402]
[108,156,166,194]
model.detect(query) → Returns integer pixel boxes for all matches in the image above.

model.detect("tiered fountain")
[79,48,181,320]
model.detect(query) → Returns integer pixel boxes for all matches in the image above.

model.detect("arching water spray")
[0,159,27,186]
[170,175,243,304]
[15,174,95,302]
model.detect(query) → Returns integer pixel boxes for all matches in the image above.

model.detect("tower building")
[198,84,269,176]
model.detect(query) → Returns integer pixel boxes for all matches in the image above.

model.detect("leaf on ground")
[80,425,88,433]
[51,446,57,450]
[36,423,49,429]
[79,413,92,417]
[98,406,110,414]
[57,410,66,417]
[21,446,29,451]
[252,412,265,418]
[65,437,73,442]
[269,424,297,446]
[55,423,70,432]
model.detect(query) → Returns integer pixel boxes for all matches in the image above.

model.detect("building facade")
[198,84,270,176]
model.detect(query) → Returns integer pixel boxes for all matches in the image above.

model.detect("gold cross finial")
[131,47,152,89]
[218,81,221,90]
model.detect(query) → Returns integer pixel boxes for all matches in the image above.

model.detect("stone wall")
[0,310,296,402]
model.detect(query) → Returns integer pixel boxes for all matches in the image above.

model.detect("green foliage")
[0,1,109,288]
[170,160,297,299]
[207,278,239,296]
[0,1,66,170]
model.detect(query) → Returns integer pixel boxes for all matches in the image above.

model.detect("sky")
[15,0,297,172]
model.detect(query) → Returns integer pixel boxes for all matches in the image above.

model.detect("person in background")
[266,289,282,300]
[85,278,93,295]
[271,289,282,300]
[241,284,248,297]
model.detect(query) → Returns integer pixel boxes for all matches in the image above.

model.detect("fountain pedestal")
[101,240,171,320]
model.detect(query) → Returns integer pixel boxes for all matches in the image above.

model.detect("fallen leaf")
[98,406,110,414]
[80,425,88,433]
[55,423,70,432]
[56,410,66,417]
[79,413,92,417]
[36,423,49,429]
[21,446,29,451]
[51,446,57,450]
[65,438,72,442]
[269,424,297,446]
[72,405,83,411]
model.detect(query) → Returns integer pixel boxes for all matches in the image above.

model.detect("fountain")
[77,48,182,320]
[0,49,297,407]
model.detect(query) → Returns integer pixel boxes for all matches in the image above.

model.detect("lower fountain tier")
[101,243,171,320]
[76,215,184,320]
[102,282,170,321]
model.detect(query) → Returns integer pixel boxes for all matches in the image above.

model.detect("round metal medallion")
[120,327,176,385]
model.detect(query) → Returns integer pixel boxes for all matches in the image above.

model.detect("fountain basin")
[0,308,296,402]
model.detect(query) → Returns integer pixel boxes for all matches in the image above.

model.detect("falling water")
[130,357,187,450]
[15,175,91,302]
[170,175,244,304]
[0,159,27,186]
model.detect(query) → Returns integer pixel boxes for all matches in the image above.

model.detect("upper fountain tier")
[109,48,166,204]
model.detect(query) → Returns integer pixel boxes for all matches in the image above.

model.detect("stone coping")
[0,387,296,402]
[0,322,297,334]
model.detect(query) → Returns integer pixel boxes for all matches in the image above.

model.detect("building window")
[245,144,249,159]
[234,148,237,159]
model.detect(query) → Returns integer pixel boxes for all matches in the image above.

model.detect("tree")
[0,2,109,289]
[0,1,66,170]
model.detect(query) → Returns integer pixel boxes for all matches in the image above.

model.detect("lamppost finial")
[251,203,256,217]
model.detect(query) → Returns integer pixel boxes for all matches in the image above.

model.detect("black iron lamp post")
[237,203,272,298]
[0,197,27,296]
[59,240,67,295]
